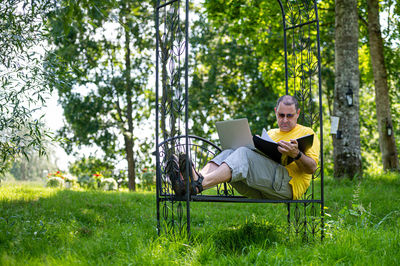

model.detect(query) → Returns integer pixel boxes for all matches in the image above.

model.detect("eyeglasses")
[278,113,296,119]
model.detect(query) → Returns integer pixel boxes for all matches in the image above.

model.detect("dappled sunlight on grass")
[1,175,400,264]
[0,182,57,201]
[367,171,400,183]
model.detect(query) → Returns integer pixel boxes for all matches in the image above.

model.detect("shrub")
[46,176,65,188]
[46,171,67,188]
[114,170,128,188]
[117,176,128,188]
[100,178,118,191]
[77,175,98,189]
[64,174,78,189]
[69,156,114,180]
[47,170,65,179]
[138,169,155,191]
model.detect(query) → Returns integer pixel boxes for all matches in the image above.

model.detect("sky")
[42,92,75,171]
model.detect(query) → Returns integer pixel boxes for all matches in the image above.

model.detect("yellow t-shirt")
[268,124,320,200]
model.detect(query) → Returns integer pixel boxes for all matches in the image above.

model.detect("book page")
[261,128,277,143]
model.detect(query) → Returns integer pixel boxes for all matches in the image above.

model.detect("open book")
[252,128,314,166]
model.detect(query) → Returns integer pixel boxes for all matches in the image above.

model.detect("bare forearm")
[277,139,317,174]
[295,152,317,174]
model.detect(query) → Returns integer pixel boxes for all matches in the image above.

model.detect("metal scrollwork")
[216,182,235,197]
[156,0,190,237]
[283,0,324,240]
[156,0,324,240]
[283,0,320,131]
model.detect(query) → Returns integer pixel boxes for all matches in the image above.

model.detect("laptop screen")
[215,118,255,150]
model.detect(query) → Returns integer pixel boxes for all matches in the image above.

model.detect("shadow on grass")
[212,221,282,255]
[0,187,157,261]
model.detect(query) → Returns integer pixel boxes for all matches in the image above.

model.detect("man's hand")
[278,139,317,174]
[277,139,300,159]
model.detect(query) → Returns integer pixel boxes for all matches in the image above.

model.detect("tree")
[367,0,399,171]
[46,0,154,191]
[333,0,363,178]
[9,147,58,181]
[0,0,57,174]
[190,1,283,138]
[69,156,115,179]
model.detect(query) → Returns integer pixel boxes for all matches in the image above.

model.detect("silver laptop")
[216,118,255,150]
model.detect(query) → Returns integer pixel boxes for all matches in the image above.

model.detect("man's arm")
[277,139,317,174]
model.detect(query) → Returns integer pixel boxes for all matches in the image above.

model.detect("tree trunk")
[124,3,136,191]
[333,0,363,178]
[124,135,136,191]
[367,0,399,171]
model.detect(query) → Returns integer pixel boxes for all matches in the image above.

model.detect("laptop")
[215,118,255,150]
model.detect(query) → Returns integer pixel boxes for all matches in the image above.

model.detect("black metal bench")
[155,0,324,240]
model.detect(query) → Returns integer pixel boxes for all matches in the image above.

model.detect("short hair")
[276,95,299,111]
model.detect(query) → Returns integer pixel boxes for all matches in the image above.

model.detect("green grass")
[1,173,400,265]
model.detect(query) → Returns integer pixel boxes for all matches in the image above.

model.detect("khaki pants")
[211,147,293,200]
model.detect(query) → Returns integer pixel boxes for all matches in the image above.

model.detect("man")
[168,95,320,200]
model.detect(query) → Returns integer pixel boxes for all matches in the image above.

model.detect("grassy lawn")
[1,174,399,265]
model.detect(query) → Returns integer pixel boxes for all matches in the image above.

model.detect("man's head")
[275,95,300,132]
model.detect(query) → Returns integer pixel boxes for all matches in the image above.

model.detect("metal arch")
[276,0,289,94]
[158,135,222,152]
[155,0,324,241]
[155,0,191,238]
[275,0,324,241]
